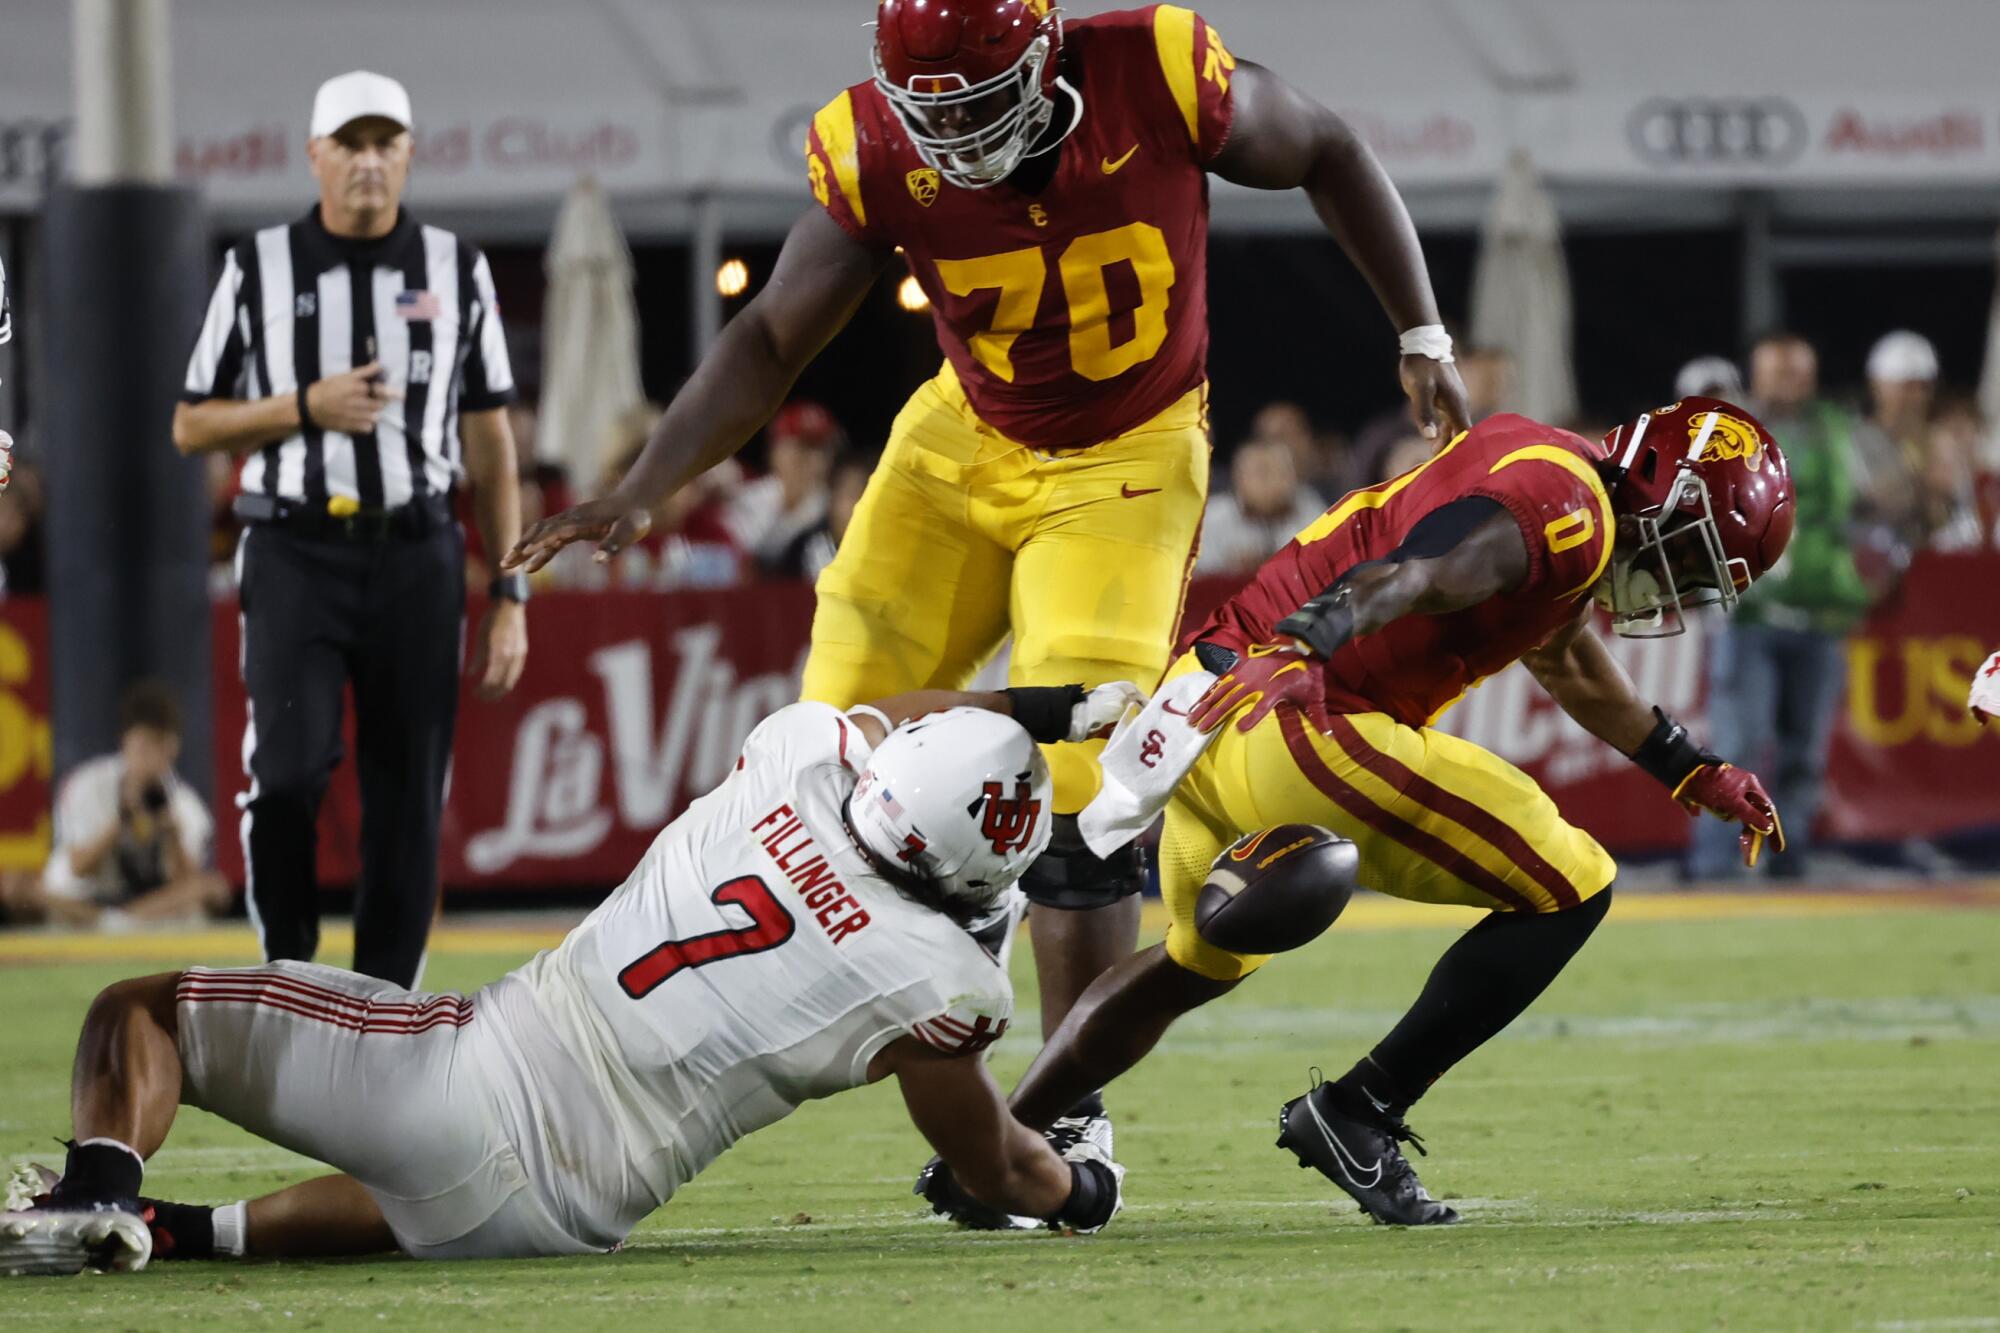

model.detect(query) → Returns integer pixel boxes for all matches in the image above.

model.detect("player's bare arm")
[876,1039,1072,1217]
[1210,62,1470,441]
[1192,499,1528,732]
[1519,616,1659,756]
[1523,617,1783,866]
[846,683,1143,749]
[506,209,888,572]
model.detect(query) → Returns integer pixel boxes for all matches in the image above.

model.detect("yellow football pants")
[1155,653,1618,982]
[801,364,1210,812]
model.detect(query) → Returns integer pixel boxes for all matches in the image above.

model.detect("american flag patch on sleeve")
[394,290,440,321]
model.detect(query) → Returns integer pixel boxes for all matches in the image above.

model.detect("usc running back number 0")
[934,221,1175,383]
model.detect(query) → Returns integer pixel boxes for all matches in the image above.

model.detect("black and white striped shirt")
[183,207,514,507]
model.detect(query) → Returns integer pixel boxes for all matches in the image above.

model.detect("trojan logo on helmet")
[871,0,1080,190]
[1595,396,1795,637]
[1688,411,1766,472]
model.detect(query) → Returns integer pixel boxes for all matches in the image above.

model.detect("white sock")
[212,1200,249,1257]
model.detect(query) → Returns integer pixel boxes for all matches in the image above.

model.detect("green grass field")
[4,895,1998,1330]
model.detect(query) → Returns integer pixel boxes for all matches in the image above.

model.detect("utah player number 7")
[616,876,796,1000]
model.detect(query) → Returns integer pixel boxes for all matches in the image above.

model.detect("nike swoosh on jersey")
[1120,484,1162,498]
[1101,145,1139,174]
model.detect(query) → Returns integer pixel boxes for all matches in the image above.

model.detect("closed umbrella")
[539,176,645,491]
[1470,149,1577,424]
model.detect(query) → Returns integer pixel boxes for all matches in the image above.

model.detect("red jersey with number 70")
[806,5,1236,451]
[1192,415,1620,728]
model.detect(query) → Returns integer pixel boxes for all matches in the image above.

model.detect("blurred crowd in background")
[7,324,1988,604]
[1,318,1995,917]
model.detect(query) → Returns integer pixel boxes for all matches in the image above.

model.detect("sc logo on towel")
[1627,98,1807,168]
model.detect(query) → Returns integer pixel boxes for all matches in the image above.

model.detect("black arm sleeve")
[1385,496,1509,564]
[1002,686,1086,745]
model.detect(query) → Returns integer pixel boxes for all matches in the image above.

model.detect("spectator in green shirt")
[1689,332,1873,881]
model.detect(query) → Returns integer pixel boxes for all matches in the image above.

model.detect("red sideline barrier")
[2,553,1996,886]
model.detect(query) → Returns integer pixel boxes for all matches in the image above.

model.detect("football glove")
[1675,762,1785,869]
[0,430,13,497]
[912,1157,1037,1231]
[1187,641,1320,735]
[1069,681,1146,742]
[912,1124,1126,1235]
[1970,650,2000,724]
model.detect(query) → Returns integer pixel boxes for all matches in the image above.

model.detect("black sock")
[51,1139,144,1206]
[1349,888,1615,1112]
[142,1199,216,1260]
[1330,1055,1426,1121]
[1061,1090,1106,1120]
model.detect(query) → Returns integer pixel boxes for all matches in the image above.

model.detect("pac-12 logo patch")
[1693,412,1765,471]
[977,779,1042,854]
[906,167,940,207]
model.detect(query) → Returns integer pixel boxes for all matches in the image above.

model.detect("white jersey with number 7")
[511,699,1014,1235]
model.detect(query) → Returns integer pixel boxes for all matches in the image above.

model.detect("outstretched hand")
[1676,762,1785,869]
[503,497,655,574]
[1187,641,1321,735]
[1399,354,1471,448]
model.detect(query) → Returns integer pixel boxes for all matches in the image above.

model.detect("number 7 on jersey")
[618,876,797,1000]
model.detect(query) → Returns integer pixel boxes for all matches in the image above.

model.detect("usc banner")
[0,599,51,871]
[2,554,1996,888]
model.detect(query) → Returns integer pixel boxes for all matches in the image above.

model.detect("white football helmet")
[848,707,1053,912]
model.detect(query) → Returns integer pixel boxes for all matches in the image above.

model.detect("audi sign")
[1627,97,1808,168]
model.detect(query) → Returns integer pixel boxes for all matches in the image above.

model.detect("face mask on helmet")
[1597,409,1758,638]
[873,29,1061,189]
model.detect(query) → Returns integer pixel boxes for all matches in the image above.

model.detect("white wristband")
[1398,324,1455,364]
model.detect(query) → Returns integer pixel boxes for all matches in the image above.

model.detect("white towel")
[1078,670,1220,858]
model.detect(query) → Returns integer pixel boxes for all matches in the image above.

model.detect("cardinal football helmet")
[848,707,1053,912]
[873,0,1070,190]
[1596,397,1795,637]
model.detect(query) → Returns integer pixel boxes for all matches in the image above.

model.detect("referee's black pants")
[236,520,464,986]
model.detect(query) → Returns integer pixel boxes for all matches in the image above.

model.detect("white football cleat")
[0,1205,151,1276]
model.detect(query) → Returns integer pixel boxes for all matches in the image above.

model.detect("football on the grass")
[1194,825,1357,954]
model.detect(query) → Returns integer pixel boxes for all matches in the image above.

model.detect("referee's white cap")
[311,71,413,138]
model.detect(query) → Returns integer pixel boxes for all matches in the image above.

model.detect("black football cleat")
[1276,1075,1458,1226]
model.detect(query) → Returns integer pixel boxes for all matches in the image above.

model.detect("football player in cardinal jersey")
[0,684,1141,1275]
[507,1,1469,1152]
[997,399,1796,1227]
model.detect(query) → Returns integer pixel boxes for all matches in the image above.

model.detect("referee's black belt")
[233,492,454,542]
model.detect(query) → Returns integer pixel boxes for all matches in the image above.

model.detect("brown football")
[1194,824,1357,955]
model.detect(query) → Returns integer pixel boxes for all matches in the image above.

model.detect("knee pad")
[1019,814,1148,911]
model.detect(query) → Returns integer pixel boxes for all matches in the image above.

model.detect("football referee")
[171,72,528,986]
